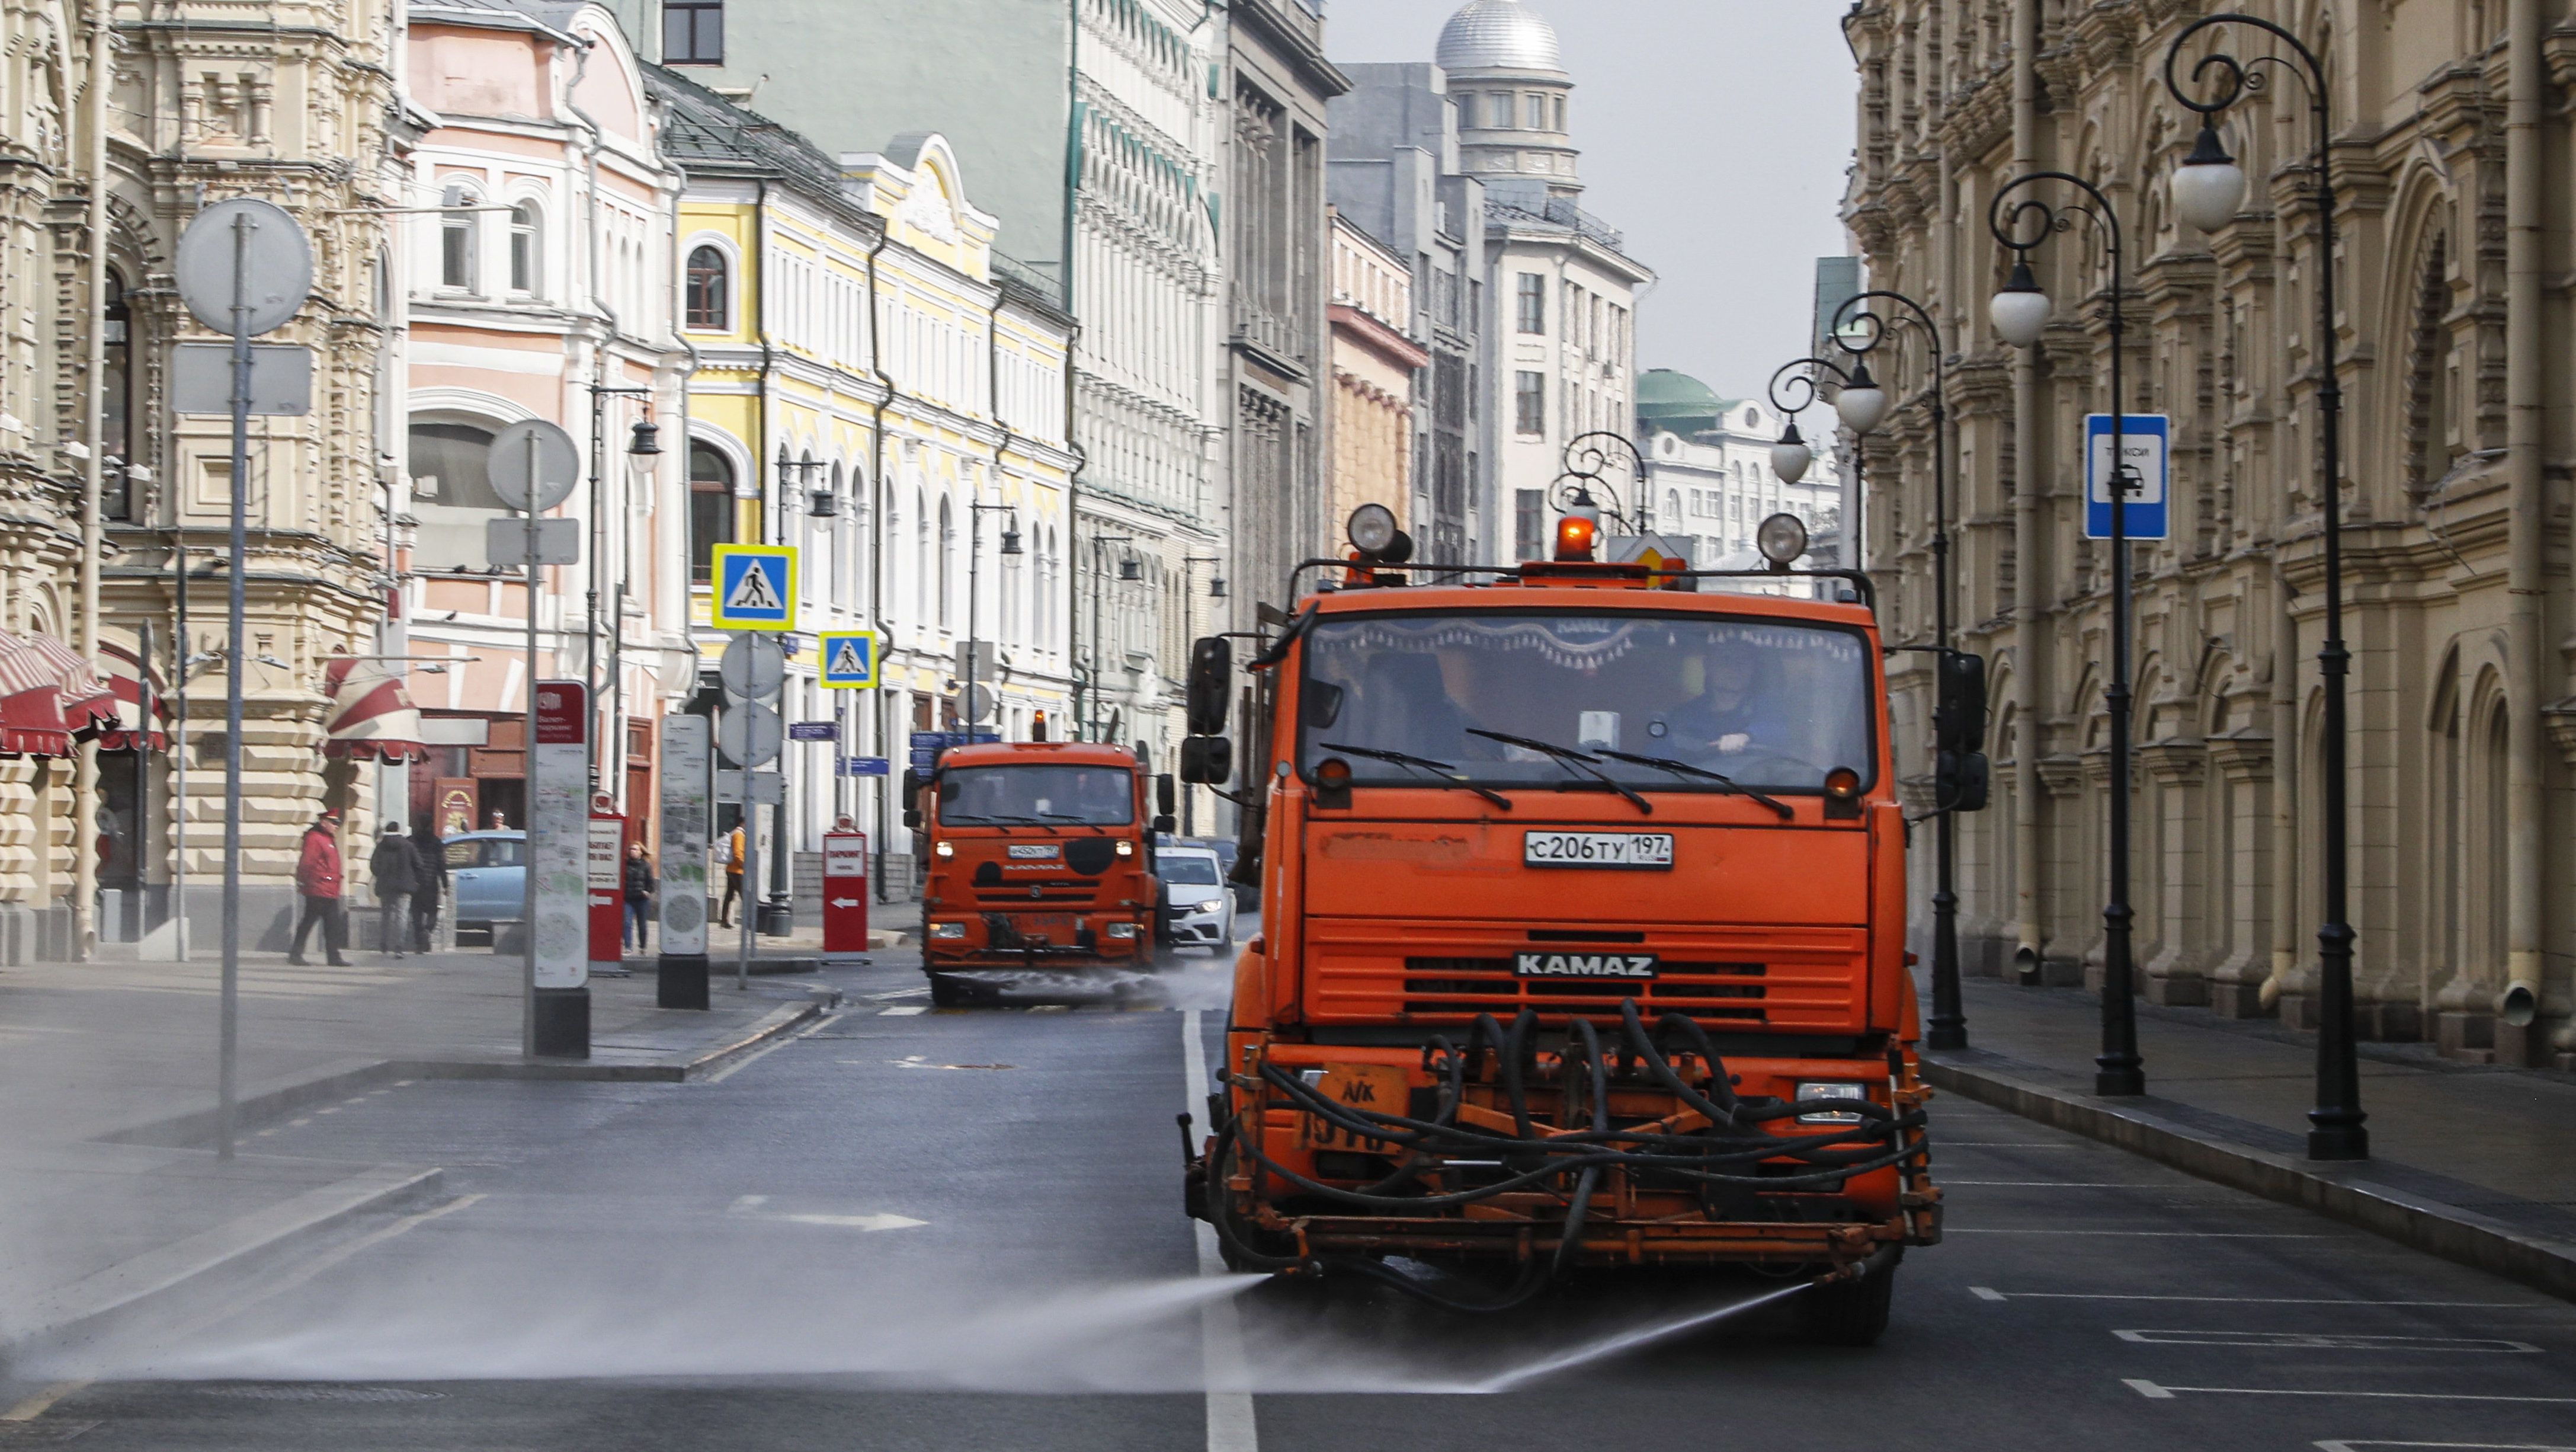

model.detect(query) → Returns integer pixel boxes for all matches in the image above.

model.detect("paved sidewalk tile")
[1936,971,2576,1241]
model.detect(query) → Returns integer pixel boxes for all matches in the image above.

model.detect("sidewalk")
[0,933,864,1357]
[1926,971,2576,1298]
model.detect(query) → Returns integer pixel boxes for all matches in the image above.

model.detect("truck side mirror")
[1156,773,1177,817]
[902,807,922,830]
[1937,650,1989,755]
[1937,749,1991,813]
[1152,814,1176,835]
[1186,637,1233,735]
[1180,735,1233,786]
[900,768,922,830]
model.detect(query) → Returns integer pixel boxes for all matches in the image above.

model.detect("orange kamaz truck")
[1180,505,1980,1342]
[911,740,1175,1006]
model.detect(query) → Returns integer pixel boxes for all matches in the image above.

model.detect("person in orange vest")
[717,823,746,927]
[288,810,350,966]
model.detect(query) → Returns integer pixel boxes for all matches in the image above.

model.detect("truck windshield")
[939,765,1136,827]
[1297,612,1875,793]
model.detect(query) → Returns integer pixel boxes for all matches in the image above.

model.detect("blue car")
[441,831,526,937]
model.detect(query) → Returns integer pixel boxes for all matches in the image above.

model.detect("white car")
[1157,846,1234,954]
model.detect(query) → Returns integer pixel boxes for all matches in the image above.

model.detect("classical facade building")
[1328,61,1488,565]
[0,0,406,958]
[1844,0,2573,1066]
[1223,0,1347,637]
[1325,209,1425,538]
[1635,370,1844,571]
[607,0,1226,778]
[399,0,689,846]
[1433,1,1651,562]
[655,70,1074,897]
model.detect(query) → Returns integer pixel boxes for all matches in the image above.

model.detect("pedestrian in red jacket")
[289,809,350,966]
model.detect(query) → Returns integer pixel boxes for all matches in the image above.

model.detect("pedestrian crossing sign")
[710,544,797,631]
[819,631,879,690]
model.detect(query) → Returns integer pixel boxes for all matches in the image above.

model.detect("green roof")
[1635,369,1736,436]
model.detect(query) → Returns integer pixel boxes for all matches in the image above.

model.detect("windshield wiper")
[1039,811,1112,834]
[1464,729,1652,815]
[1597,750,1794,820]
[1318,742,1514,810]
[959,813,1058,834]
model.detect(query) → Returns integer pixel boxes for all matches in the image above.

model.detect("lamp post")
[2166,15,2365,1159]
[1082,534,1138,743]
[964,500,1021,740]
[585,384,655,802]
[1766,356,1866,573]
[1988,170,2145,1098]
[1829,289,1965,1052]
[1556,430,1645,535]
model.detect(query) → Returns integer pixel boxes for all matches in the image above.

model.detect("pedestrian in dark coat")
[370,822,416,960]
[623,842,655,952]
[289,810,350,965]
[409,829,446,954]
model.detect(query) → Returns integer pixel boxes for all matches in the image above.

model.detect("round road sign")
[719,633,786,701]
[717,701,783,768]
[488,418,581,513]
[175,198,313,337]
[956,682,995,725]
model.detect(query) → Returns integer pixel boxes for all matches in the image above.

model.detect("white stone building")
[1635,370,1844,570]
[1433,1,1652,561]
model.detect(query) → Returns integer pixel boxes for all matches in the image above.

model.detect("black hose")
[1550,1017,1610,1280]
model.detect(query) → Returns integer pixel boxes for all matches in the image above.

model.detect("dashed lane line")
[2126,1380,2576,1405]
[1971,1288,2545,1307]
[1948,1229,2327,1238]
[2114,1330,2541,1352]
[1183,1008,1257,1452]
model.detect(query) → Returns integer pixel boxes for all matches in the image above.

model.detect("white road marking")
[701,1013,835,1083]
[1948,1229,2325,1238]
[1943,1181,2179,1188]
[1,1381,87,1422]
[724,1197,925,1232]
[879,1006,928,1016]
[2126,1380,2576,1405]
[2114,1330,2541,1352]
[1184,1007,1257,1452]
[1940,1141,2081,1148]
[2315,1442,2576,1451]
[1975,1290,2540,1307]
[1028,1004,1070,1015]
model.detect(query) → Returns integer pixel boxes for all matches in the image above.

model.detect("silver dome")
[1435,0,1565,75]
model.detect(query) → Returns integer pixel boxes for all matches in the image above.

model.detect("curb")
[1924,1053,2576,1303]
[2,1163,446,1372]
[96,993,838,1149]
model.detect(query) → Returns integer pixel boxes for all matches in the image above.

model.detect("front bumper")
[924,912,1151,965]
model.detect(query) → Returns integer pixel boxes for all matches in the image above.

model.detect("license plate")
[1008,844,1059,860]
[1024,913,1076,939]
[1515,951,1659,979]
[1296,1063,1409,1153]
[1523,830,1675,869]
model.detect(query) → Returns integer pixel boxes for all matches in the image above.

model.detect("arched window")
[685,245,729,330]
[688,442,735,583]
[440,183,480,291]
[508,202,542,295]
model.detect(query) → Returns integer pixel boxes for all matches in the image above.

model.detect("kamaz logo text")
[1514,952,1658,979]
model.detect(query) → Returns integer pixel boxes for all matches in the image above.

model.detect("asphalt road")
[9,941,2574,1451]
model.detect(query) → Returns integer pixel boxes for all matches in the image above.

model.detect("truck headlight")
[934,840,954,859]
[1116,840,1134,857]
[929,922,967,940]
[1793,1082,1867,1125]
[1105,922,1139,939]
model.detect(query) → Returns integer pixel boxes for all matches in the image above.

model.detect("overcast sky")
[1325,0,1859,407]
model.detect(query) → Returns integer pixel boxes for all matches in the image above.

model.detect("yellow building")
[652,69,1075,895]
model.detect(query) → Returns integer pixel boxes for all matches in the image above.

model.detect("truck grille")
[1403,958,1768,1020]
[1306,921,1869,1032]
[971,877,1101,906]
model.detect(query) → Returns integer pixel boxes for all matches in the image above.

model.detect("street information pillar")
[530,682,591,1057]
[657,712,713,1009]
[588,797,626,980]
[822,827,869,966]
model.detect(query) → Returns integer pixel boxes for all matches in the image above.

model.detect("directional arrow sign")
[831,897,861,910]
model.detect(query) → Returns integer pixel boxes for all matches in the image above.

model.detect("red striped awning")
[321,657,429,763]
[0,633,119,757]
[98,638,171,751]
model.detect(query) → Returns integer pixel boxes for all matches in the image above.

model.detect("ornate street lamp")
[2167,15,2364,1162]
[1829,289,1966,1052]
[1555,430,1646,535]
[1989,169,2145,1099]
[1766,355,1866,569]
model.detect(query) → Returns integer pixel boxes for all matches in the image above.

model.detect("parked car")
[1155,845,1233,954]
[1161,834,1253,912]
[443,831,526,939]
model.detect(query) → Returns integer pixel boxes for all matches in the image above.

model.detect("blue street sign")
[789,721,840,742]
[819,631,879,689]
[2083,413,2170,542]
[841,756,890,778]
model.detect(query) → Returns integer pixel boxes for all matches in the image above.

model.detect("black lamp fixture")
[1119,554,1141,583]
[999,514,1024,557]
[1209,575,1226,599]
[625,418,662,487]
